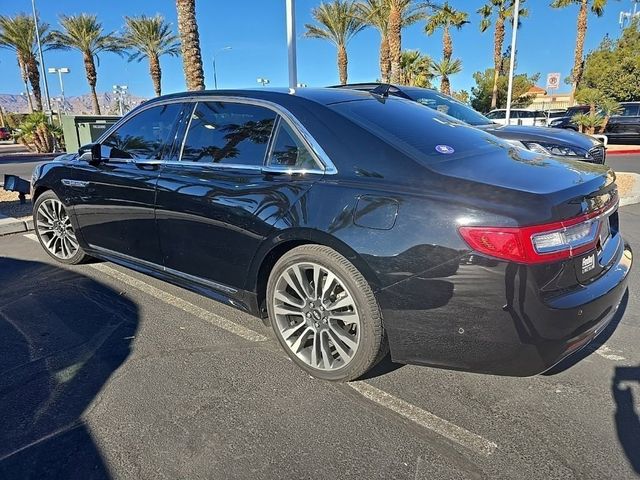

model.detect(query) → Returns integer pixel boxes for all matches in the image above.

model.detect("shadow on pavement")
[612,365,640,474]
[543,289,629,376]
[0,257,139,479]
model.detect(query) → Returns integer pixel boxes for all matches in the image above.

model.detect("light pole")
[212,46,232,90]
[504,0,520,126]
[31,0,52,115]
[296,83,307,88]
[48,67,70,114]
[286,0,298,88]
[112,85,129,116]
[257,77,270,87]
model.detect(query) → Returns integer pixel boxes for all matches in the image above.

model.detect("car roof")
[143,87,374,108]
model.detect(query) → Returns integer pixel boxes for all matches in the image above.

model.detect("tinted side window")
[102,103,182,160]
[181,101,276,165]
[519,111,534,118]
[268,119,318,169]
[489,111,505,119]
[621,104,640,116]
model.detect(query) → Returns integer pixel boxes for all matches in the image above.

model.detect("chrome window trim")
[95,95,337,175]
[263,116,325,174]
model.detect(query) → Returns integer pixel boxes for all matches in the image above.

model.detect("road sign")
[546,73,561,91]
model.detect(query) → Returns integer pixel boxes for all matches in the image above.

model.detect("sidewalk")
[0,190,32,236]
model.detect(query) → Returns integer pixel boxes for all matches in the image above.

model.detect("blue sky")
[0,0,634,98]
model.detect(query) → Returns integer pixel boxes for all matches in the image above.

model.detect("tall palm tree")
[50,14,122,115]
[305,0,367,85]
[354,0,391,82]
[388,0,428,83]
[122,15,181,97]
[431,57,462,95]
[0,14,50,111]
[399,49,433,87]
[175,0,205,91]
[425,3,469,62]
[479,0,528,110]
[551,0,609,103]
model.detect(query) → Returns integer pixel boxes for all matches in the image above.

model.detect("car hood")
[477,123,599,149]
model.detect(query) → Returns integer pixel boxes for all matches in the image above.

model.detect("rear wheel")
[266,245,387,381]
[33,190,87,265]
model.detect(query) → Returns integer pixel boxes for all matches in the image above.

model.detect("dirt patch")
[0,190,32,219]
[616,173,636,199]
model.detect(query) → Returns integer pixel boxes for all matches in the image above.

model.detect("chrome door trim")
[88,244,238,295]
[61,179,90,188]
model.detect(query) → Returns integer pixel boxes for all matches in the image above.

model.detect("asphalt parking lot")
[0,202,639,479]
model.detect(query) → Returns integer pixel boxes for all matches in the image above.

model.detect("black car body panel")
[551,102,640,143]
[31,88,632,377]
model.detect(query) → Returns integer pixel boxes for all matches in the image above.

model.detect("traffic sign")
[546,73,561,90]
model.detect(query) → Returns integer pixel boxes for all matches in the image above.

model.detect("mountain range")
[0,92,148,115]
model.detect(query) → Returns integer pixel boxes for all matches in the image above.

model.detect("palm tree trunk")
[570,0,588,104]
[26,55,43,111]
[388,4,402,84]
[443,26,452,62]
[338,44,348,85]
[176,0,205,91]
[83,52,101,115]
[149,54,162,97]
[380,34,391,83]
[441,75,451,96]
[18,58,34,113]
[490,17,505,110]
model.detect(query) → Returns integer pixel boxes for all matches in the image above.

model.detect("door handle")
[61,179,90,188]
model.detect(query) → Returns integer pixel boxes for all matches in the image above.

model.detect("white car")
[486,109,547,127]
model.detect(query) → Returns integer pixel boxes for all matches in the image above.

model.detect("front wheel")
[266,245,387,382]
[33,190,87,265]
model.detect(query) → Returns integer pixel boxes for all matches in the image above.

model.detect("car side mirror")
[78,143,103,164]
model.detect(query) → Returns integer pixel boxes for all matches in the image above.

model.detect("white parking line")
[348,381,498,456]
[90,264,269,342]
[24,232,498,455]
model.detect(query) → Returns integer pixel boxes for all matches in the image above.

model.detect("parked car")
[334,84,606,164]
[550,102,640,143]
[486,108,547,126]
[31,88,632,381]
[0,127,12,141]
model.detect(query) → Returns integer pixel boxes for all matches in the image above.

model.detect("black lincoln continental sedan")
[31,88,632,381]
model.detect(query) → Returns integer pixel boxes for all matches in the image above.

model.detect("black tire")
[33,190,88,265]
[266,244,388,382]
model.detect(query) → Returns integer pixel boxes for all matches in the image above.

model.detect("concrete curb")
[608,149,640,156]
[0,216,33,236]
[617,172,640,207]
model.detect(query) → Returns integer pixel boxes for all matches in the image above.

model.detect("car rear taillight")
[459,206,613,265]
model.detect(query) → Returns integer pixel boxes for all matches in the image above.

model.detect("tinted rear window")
[330,98,510,163]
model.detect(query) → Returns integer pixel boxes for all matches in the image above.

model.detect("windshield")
[401,88,492,126]
[330,97,512,165]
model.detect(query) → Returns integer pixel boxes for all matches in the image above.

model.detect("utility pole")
[286,0,298,89]
[31,0,52,116]
[505,0,520,126]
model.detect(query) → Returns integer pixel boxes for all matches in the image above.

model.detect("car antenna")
[370,83,391,100]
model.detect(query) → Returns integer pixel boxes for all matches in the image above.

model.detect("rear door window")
[621,104,640,117]
[267,119,319,170]
[180,101,276,165]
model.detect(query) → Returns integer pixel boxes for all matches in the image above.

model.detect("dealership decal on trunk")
[581,254,596,274]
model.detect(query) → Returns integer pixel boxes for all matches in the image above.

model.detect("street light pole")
[31,0,52,115]
[257,78,270,87]
[48,67,70,114]
[505,0,520,126]
[286,0,298,89]
[212,46,231,90]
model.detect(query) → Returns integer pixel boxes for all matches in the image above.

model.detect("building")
[525,86,572,111]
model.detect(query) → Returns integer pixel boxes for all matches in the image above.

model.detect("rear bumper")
[377,239,632,376]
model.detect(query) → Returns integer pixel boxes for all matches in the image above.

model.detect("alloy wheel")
[36,198,80,260]
[272,262,361,371]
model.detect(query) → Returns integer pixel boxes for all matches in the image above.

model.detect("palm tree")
[50,14,122,115]
[551,0,609,104]
[388,0,428,83]
[122,15,181,97]
[479,0,528,110]
[0,14,50,111]
[305,0,367,85]
[355,0,391,82]
[431,57,462,95]
[425,3,468,62]
[399,50,433,87]
[175,0,205,91]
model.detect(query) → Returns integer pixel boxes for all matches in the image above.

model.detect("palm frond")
[304,0,367,46]
[122,14,180,63]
